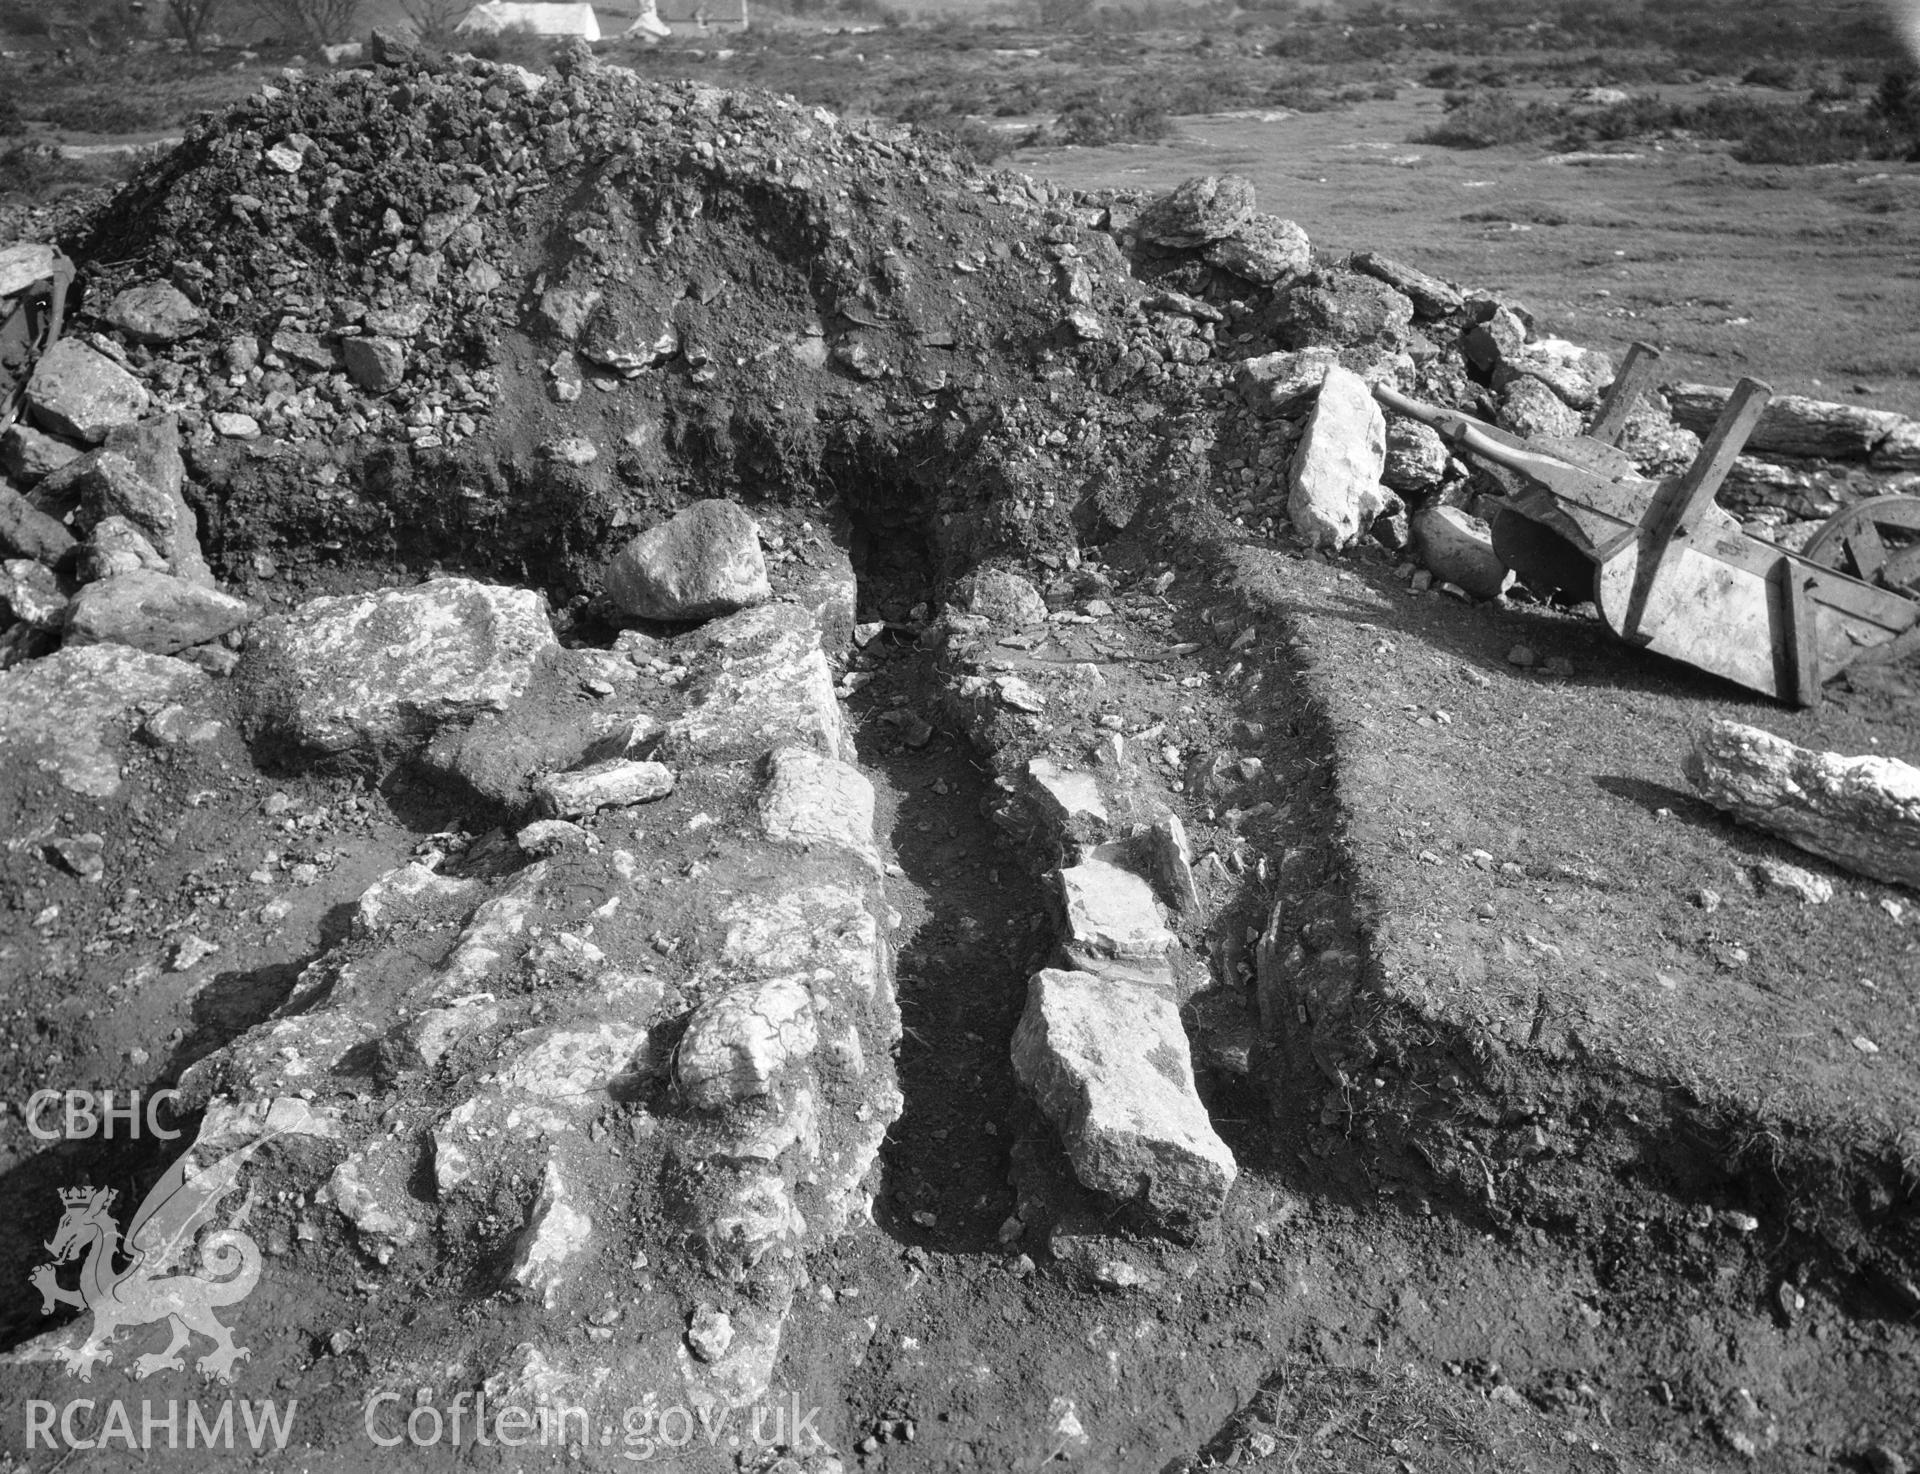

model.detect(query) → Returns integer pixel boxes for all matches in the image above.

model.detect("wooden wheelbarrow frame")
[1375,342,1920,706]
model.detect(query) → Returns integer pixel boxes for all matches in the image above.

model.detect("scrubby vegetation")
[1418,71,1920,164]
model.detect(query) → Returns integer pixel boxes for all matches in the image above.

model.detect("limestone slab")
[1012,968,1236,1228]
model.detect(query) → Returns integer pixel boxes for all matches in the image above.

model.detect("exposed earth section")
[0,34,1916,1474]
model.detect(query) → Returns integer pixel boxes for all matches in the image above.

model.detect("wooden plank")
[1776,558,1822,708]
[1688,526,1918,631]
[1586,341,1663,447]
[1619,376,1772,642]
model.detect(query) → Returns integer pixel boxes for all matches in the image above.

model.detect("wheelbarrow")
[1374,342,1920,706]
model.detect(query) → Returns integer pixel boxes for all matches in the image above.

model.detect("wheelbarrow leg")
[1586,341,1664,448]
[1617,376,1772,643]
[1776,557,1823,707]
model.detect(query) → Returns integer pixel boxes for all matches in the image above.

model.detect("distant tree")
[245,0,363,47]
[401,0,467,45]
[165,0,226,51]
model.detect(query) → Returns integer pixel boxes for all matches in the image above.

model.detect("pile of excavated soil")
[70,39,1189,601]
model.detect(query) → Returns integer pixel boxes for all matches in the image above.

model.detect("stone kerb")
[931,572,1238,1236]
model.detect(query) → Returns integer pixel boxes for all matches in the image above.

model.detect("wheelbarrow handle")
[1370,382,1578,486]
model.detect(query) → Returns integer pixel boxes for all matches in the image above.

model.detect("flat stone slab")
[658,603,844,763]
[1012,968,1236,1229]
[1057,858,1176,961]
[1028,757,1109,842]
[0,644,205,797]
[238,576,556,759]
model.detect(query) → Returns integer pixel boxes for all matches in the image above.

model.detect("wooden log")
[1685,719,1920,891]
[1668,382,1906,462]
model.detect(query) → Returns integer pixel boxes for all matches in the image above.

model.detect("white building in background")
[454,2,602,40]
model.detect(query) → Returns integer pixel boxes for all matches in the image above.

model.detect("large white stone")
[1011,968,1236,1228]
[1686,720,1920,891]
[238,577,556,758]
[0,644,204,797]
[1288,365,1392,550]
[510,1160,593,1308]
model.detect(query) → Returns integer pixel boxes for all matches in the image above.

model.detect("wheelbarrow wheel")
[1801,495,1920,598]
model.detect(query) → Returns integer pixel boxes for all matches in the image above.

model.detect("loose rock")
[1412,505,1510,601]
[603,500,771,622]
[533,758,675,817]
[103,282,207,344]
[26,340,151,445]
[64,569,253,655]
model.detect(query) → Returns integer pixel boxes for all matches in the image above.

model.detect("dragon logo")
[28,1140,271,1383]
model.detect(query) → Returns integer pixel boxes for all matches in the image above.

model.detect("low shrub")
[41,96,168,134]
[1415,92,1563,148]
[911,115,1014,165]
[1049,94,1170,146]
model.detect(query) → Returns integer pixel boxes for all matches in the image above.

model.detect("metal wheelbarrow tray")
[1375,342,1920,706]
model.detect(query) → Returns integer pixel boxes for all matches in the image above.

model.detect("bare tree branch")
[400,0,468,45]
[245,0,365,48]
[165,0,226,52]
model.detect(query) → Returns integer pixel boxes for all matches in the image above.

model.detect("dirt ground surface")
[1,40,1917,1474]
